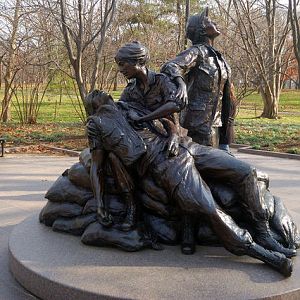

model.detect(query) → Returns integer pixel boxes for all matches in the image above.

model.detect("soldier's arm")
[87,118,112,226]
[161,46,201,79]
[161,46,201,102]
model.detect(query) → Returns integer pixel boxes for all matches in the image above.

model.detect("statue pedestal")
[9,213,300,300]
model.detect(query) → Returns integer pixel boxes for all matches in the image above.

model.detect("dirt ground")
[4,138,89,156]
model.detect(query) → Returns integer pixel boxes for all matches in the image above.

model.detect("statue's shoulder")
[153,71,173,82]
[86,115,98,125]
[154,72,168,80]
[146,69,172,86]
[193,44,209,56]
[153,72,177,89]
[87,105,119,125]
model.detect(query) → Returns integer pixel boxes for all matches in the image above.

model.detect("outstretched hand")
[276,215,299,249]
[127,110,143,129]
[175,77,188,106]
[271,196,300,249]
[97,207,113,227]
[127,110,141,122]
[167,133,179,157]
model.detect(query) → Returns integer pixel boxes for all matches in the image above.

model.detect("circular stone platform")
[9,214,300,300]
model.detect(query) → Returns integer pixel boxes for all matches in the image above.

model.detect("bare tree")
[0,0,22,122]
[288,0,300,88]
[41,0,116,105]
[215,0,291,119]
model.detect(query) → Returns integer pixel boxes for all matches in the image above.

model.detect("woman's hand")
[167,133,179,157]
[175,77,188,106]
[128,109,141,122]
[97,207,113,227]
[127,110,143,129]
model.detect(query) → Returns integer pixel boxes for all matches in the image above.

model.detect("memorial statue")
[39,42,299,278]
[161,7,235,151]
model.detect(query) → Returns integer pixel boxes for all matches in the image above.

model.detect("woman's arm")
[161,46,201,103]
[134,101,180,123]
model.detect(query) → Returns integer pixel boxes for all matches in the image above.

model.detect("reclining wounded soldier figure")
[85,88,298,277]
[86,91,145,231]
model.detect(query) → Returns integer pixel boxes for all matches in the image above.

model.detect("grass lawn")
[235,90,300,154]
[0,88,299,154]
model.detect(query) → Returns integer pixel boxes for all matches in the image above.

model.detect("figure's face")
[117,60,140,80]
[203,17,220,39]
[92,91,112,111]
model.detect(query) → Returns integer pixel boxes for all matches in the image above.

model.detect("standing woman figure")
[161,7,235,152]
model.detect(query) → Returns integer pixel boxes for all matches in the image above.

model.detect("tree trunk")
[1,88,11,122]
[113,71,118,91]
[176,1,183,52]
[298,65,300,89]
[0,0,21,122]
[260,87,279,119]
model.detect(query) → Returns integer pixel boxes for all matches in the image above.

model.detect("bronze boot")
[255,223,297,258]
[121,193,136,231]
[247,242,293,277]
[181,215,195,255]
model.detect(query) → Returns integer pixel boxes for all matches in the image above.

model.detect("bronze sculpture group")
[39,9,299,277]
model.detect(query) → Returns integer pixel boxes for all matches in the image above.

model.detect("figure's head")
[85,90,114,115]
[115,41,150,80]
[186,7,220,44]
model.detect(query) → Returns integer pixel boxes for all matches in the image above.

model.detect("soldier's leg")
[211,127,220,148]
[173,179,293,276]
[187,130,212,146]
[187,127,219,148]
[191,146,296,257]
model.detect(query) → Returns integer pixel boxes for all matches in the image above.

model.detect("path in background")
[0,153,299,299]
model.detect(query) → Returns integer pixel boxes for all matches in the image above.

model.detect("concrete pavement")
[1,152,300,299]
[0,155,77,299]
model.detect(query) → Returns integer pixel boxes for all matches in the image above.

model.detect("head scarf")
[115,41,150,65]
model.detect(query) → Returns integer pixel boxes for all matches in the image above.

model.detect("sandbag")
[79,148,91,171]
[142,177,169,205]
[82,198,97,215]
[81,222,147,251]
[82,195,126,216]
[45,174,93,206]
[39,201,83,226]
[68,162,92,190]
[144,213,179,245]
[52,213,97,236]
[270,196,300,249]
[39,206,45,223]
[139,192,175,218]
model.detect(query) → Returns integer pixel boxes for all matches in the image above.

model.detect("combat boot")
[247,242,293,277]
